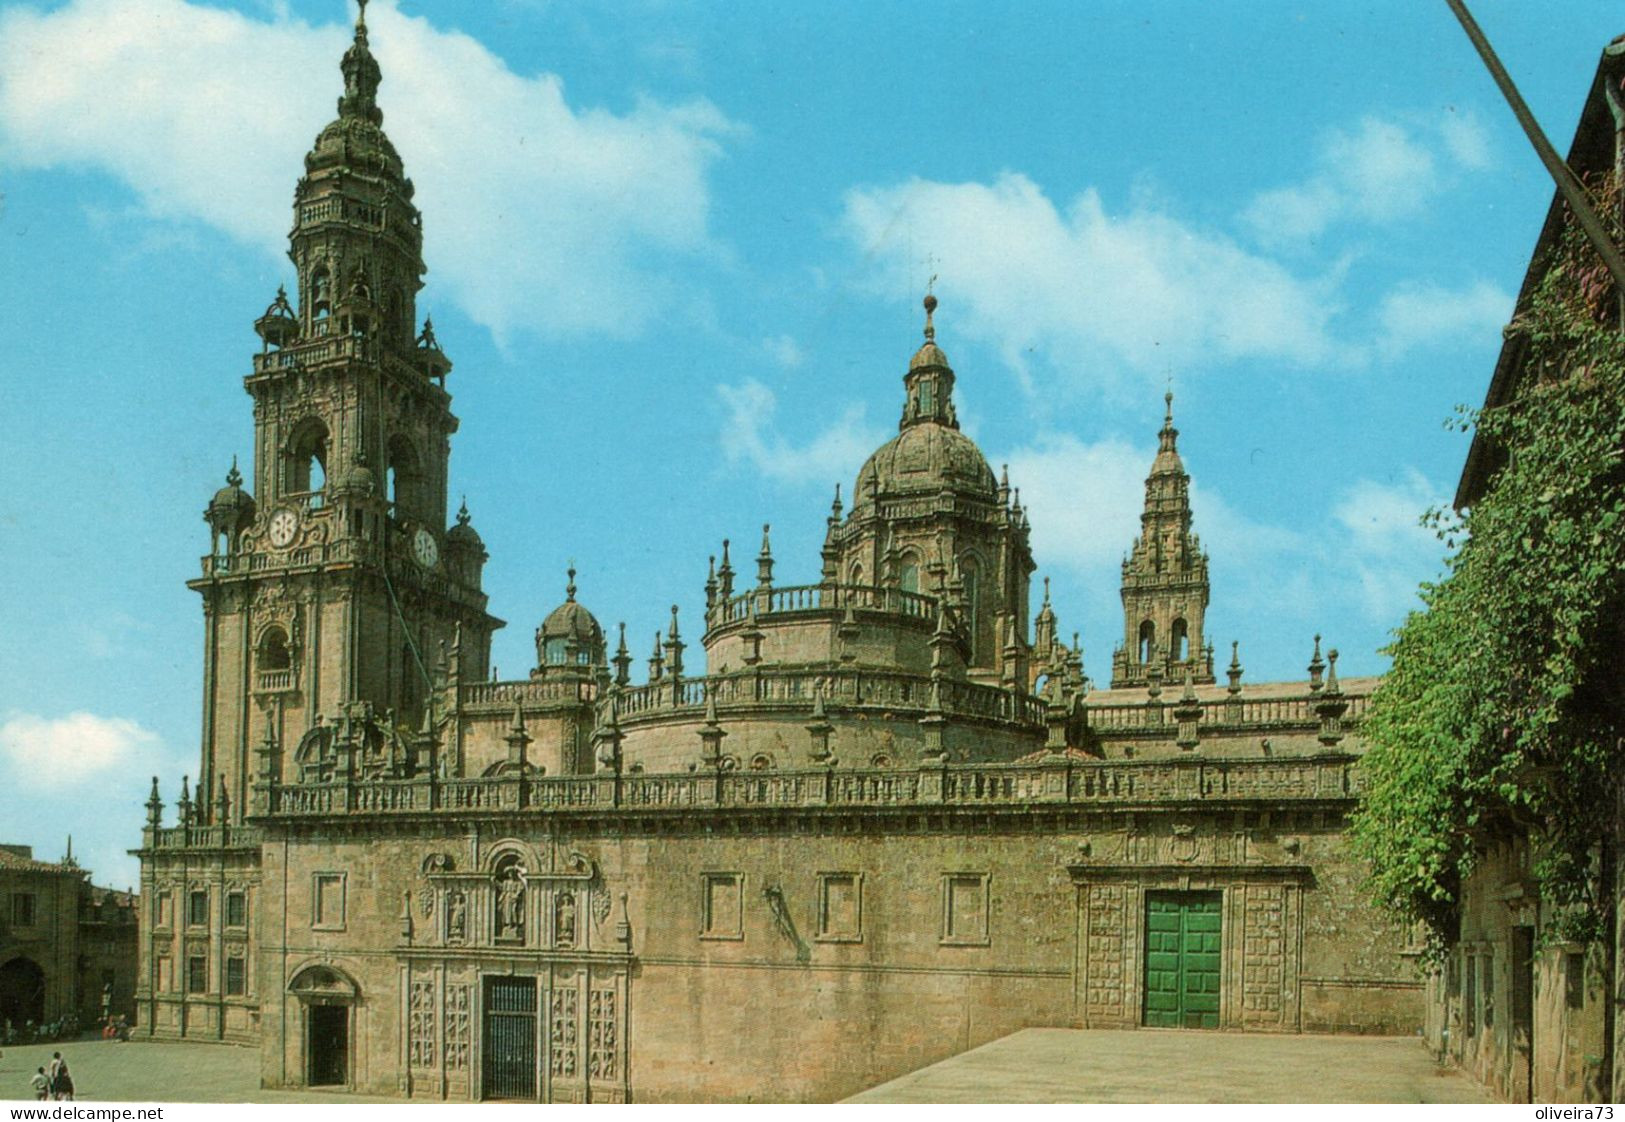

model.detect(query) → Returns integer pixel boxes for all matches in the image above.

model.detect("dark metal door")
[308,1004,348,1086]
[483,976,538,1100]
[1144,892,1222,1028]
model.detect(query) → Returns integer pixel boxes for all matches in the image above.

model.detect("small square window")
[188,890,209,927]
[225,956,246,997]
[186,956,208,994]
[816,873,862,943]
[313,873,346,930]
[226,891,246,928]
[11,893,35,928]
[941,873,990,946]
[700,873,743,941]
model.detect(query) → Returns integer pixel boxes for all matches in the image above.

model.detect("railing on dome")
[609,666,1046,727]
[710,583,937,627]
[250,753,1363,822]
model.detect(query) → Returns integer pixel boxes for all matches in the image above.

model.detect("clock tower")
[188,3,502,823]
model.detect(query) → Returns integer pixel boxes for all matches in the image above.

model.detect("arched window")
[386,435,419,519]
[286,420,329,504]
[311,267,331,323]
[1171,618,1189,662]
[1138,620,1156,664]
[898,552,921,595]
[258,627,291,671]
[960,554,981,661]
[848,563,864,587]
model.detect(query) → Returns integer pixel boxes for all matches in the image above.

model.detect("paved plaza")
[0,1037,393,1104]
[846,1027,1500,1104]
[0,1027,1495,1104]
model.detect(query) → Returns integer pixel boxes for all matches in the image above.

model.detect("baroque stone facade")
[0,844,137,1031]
[134,7,1421,1102]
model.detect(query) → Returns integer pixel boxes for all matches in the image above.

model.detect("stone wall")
[234,789,1419,1102]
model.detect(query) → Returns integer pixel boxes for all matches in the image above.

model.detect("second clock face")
[269,508,300,549]
[412,527,439,568]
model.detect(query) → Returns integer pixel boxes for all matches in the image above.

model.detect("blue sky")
[0,0,1617,886]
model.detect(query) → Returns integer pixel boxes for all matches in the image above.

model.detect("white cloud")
[0,0,736,338]
[1375,279,1512,359]
[717,380,885,486]
[840,172,1340,385]
[762,335,804,368]
[0,712,162,785]
[1331,470,1447,620]
[1001,434,1149,571]
[1243,113,1493,246]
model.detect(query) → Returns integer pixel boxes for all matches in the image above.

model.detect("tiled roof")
[0,847,78,874]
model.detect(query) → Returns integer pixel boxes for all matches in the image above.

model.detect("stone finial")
[830,483,843,522]
[705,555,718,607]
[1227,641,1243,696]
[145,776,163,829]
[664,605,685,678]
[999,463,1010,504]
[699,689,727,767]
[757,524,774,588]
[923,291,938,341]
[216,778,230,822]
[1325,648,1342,694]
[565,564,577,603]
[648,631,665,682]
[177,775,193,826]
[456,498,471,527]
[1308,633,1326,693]
[717,538,735,599]
[612,622,632,687]
[226,456,242,489]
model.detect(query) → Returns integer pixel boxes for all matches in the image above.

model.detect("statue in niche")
[496,865,525,938]
[446,889,467,941]
[555,890,577,948]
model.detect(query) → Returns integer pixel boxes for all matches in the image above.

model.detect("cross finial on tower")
[566,562,577,602]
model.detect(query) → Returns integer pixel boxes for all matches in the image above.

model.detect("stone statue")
[446,889,466,941]
[496,866,525,937]
[556,890,577,947]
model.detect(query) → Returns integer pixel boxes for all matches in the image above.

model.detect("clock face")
[268,508,300,549]
[412,527,439,568]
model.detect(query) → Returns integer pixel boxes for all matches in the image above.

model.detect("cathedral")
[134,8,1421,1103]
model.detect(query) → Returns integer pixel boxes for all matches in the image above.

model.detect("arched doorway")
[288,964,359,1088]
[0,957,46,1026]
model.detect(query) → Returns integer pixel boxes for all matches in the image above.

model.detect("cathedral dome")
[446,500,484,549]
[855,422,998,502]
[331,457,377,497]
[853,293,997,505]
[536,568,605,668]
[208,461,255,521]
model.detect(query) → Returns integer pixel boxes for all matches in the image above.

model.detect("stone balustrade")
[609,666,1046,728]
[252,753,1362,821]
[709,582,937,629]
[1083,690,1369,732]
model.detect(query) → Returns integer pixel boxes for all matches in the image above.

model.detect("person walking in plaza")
[46,1052,63,1099]
[54,1058,74,1101]
[30,1067,49,1100]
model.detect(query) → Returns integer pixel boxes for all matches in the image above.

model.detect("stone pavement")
[0,1028,1497,1104]
[845,1027,1499,1104]
[0,1037,394,1104]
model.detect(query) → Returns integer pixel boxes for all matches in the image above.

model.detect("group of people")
[28,1052,75,1100]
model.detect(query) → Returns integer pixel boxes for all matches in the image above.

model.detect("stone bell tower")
[1111,392,1214,689]
[188,1,502,822]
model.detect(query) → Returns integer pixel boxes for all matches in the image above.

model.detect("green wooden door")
[1143,892,1222,1028]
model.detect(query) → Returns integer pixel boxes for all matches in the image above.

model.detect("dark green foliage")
[1353,182,1625,957]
